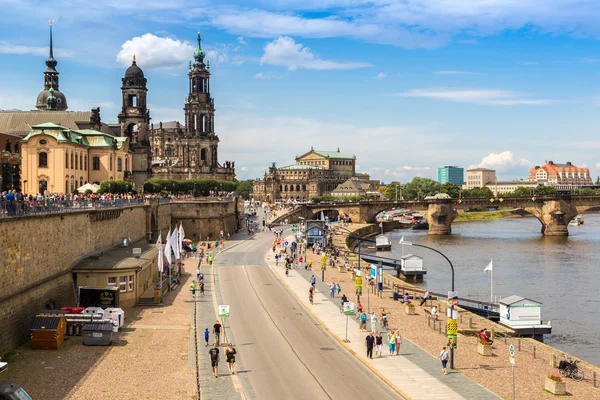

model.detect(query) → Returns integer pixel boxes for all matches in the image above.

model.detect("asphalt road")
[215,225,401,400]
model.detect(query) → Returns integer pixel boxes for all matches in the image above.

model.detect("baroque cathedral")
[0,23,235,192]
[118,31,236,186]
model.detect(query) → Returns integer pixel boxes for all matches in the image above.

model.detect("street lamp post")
[400,238,456,369]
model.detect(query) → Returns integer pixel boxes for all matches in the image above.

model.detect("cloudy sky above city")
[2,0,600,182]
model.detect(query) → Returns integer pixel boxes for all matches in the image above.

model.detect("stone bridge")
[269,195,600,236]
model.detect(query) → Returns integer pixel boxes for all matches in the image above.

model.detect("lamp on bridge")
[399,238,457,370]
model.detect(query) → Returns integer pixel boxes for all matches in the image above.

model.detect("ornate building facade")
[149,32,235,181]
[0,133,22,192]
[36,20,68,112]
[528,161,593,189]
[253,148,373,202]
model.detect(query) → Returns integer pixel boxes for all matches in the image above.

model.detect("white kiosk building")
[498,295,552,341]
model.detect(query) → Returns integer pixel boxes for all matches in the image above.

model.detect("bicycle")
[558,356,584,381]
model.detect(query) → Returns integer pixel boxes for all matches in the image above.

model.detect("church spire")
[193,30,205,66]
[45,19,57,71]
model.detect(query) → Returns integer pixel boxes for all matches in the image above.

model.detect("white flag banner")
[484,259,493,272]
[178,223,185,256]
[170,229,180,260]
[164,229,172,264]
[156,233,162,272]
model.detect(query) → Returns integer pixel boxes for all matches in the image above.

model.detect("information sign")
[509,344,515,357]
[343,302,355,315]
[218,305,230,317]
[355,276,363,287]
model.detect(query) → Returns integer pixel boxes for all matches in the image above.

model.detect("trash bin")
[105,308,125,328]
[82,322,113,346]
[393,292,399,301]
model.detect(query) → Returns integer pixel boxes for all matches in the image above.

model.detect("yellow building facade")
[20,122,130,194]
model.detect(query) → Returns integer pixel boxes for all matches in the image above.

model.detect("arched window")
[302,184,307,191]
[71,152,74,169]
[39,152,48,168]
[125,157,129,172]
[93,156,100,170]
[200,148,207,161]
[279,185,283,191]
[75,153,78,170]
[65,151,69,168]
[80,177,83,187]
[296,184,300,191]
[110,155,113,171]
[84,155,87,171]
[70,176,75,193]
[80,153,83,170]
[117,157,123,172]
[284,185,288,191]
[290,185,294,192]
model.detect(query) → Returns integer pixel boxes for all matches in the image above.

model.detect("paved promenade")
[266,234,498,400]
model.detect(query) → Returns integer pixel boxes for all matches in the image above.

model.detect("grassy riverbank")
[455,209,521,222]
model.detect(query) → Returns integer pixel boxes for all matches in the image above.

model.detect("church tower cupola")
[118,54,150,144]
[36,20,68,111]
[185,31,215,140]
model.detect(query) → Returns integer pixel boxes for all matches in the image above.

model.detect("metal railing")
[0,198,146,218]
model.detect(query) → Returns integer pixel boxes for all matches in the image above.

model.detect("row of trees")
[378,177,600,200]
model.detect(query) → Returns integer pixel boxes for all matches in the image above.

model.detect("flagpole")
[491,258,493,304]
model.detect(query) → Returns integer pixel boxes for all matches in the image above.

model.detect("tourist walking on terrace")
[439,346,449,375]
[387,330,396,355]
[190,281,197,296]
[225,343,237,375]
[359,311,367,331]
[329,282,335,297]
[209,344,220,377]
[420,290,431,306]
[213,320,222,346]
[375,332,383,357]
[365,332,375,359]
[395,330,403,355]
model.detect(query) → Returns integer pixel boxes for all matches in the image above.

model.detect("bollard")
[550,354,556,368]
[504,336,507,345]
[439,322,442,334]
[594,372,596,388]
[428,317,431,328]
[469,317,473,329]
[533,345,536,358]
[518,339,521,351]
[460,313,463,324]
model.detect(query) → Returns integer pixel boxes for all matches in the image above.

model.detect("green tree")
[98,180,132,194]
[381,182,402,200]
[596,176,600,185]
[511,187,534,197]
[439,182,460,198]
[235,180,254,199]
[402,177,441,200]
[534,185,558,196]
[463,187,494,198]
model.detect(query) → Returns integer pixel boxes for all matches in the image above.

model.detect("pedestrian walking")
[190,281,197,296]
[308,259,313,270]
[329,282,335,297]
[204,328,210,347]
[225,343,237,375]
[359,311,367,331]
[213,319,222,346]
[375,332,383,357]
[395,331,403,355]
[387,330,396,355]
[336,283,341,296]
[370,313,377,332]
[311,275,316,288]
[420,290,431,306]
[365,332,375,359]
[439,346,449,375]
[196,268,201,280]
[209,344,220,377]
[200,281,205,296]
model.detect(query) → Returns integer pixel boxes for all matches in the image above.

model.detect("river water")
[369,215,600,365]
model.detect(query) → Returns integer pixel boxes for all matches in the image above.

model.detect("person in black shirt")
[375,332,383,357]
[213,320,222,346]
[365,332,375,359]
[208,344,220,377]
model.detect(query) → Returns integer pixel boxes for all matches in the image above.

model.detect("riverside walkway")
[265,236,498,400]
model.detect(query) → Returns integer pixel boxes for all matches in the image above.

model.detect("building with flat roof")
[485,180,538,196]
[464,168,497,189]
[438,166,464,185]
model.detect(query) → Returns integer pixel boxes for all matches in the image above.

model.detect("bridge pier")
[426,203,458,235]
[526,200,578,236]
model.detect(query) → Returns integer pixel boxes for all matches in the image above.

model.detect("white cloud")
[595,163,600,169]
[519,61,539,66]
[469,151,532,172]
[397,88,554,105]
[253,72,283,80]
[376,72,387,79]
[383,166,432,178]
[237,37,248,45]
[260,36,372,70]
[241,166,248,172]
[116,33,194,69]
[0,41,73,58]
[434,70,479,75]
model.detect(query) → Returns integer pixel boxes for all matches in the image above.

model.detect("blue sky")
[2,0,600,182]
